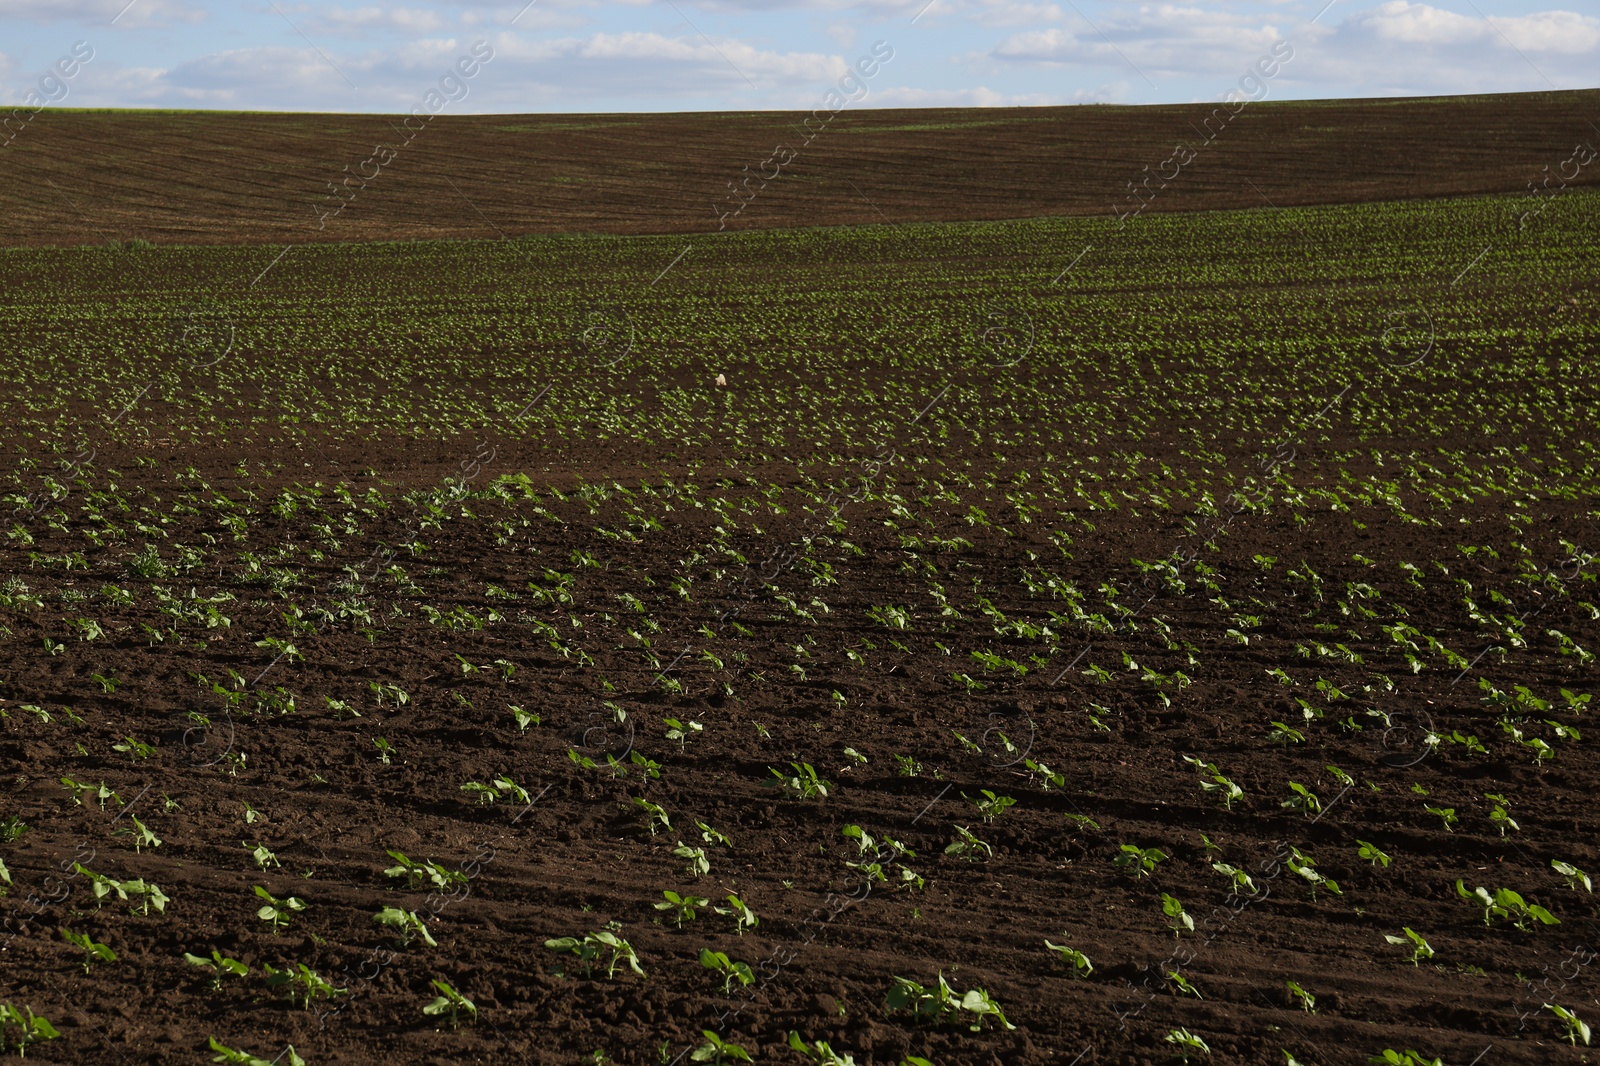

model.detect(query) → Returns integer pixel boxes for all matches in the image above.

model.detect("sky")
[0,0,1596,114]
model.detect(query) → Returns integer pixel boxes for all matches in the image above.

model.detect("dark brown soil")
[1,428,1597,1066]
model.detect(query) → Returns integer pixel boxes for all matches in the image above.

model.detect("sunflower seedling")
[699,948,754,992]
[1545,1003,1591,1047]
[184,948,249,990]
[691,1029,753,1064]
[1357,840,1392,868]
[1384,927,1434,965]
[1162,893,1195,936]
[1212,862,1256,896]
[770,762,831,799]
[0,1004,58,1057]
[655,890,709,929]
[1115,844,1167,877]
[944,825,991,861]
[205,1037,304,1066]
[1044,940,1093,977]
[254,885,305,932]
[664,717,702,751]
[264,962,346,1010]
[1286,981,1316,1013]
[1455,881,1558,930]
[964,789,1016,823]
[246,842,279,869]
[1166,969,1202,998]
[59,927,115,973]
[1281,782,1322,817]
[374,906,437,947]
[1166,1027,1211,1061]
[422,978,478,1028]
[544,926,644,979]
[787,1032,857,1066]
[672,842,710,878]
[1552,860,1592,892]
[714,894,759,936]
[633,798,671,836]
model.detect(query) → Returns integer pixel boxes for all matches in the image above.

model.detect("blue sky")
[1,0,1596,114]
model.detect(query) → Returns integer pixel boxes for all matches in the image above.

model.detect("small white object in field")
[715,373,727,387]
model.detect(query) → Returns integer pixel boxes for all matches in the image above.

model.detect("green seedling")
[1384,927,1434,965]
[184,949,249,990]
[1167,969,1202,998]
[770,762,831,799]
[1162,893,1195,936]
[373,737,395,763]
[61,778,120,809]
[654,890,709,929]
[1423,805,1457,831]
[1165,1027,1211,1061]
[254,885,305,932]
[699,948,754,992]
[0,816,27,844]
[374,906,437,948]
[1552,860,1592,892]
[509,705,539,732]
[716,889,758,928]
[787,1032,857,1066]
[963,789,1016,823]
[1044,940,1093,977]
[59,927,115,973]
[544,926,645,979]
[264,961,346,1010]
[1486,798,1518,836]
[115,814,161,853]
[1369,1052,1443,1066]
[383,850,468,892]
[1455,881,1559,930]
[1281,782,1322,816]
[664,717,703,751]
[1357,840,1392,868]
[0,1004,59,1057]
[1285,847,1341,899]
[1115,844,1167,877]
[1268,721,1305,745]
[944,825,992,861]
[884,972,1015,1032]
[695,821,731,848]
[206,1037,305,1066]
[422,978,478,1028]
[1286,980,1316,1013]
[672,842,710,878]
[1212,862,1256,896]
[1023,758,1064,789]
[691,1029,753,1063]
[893,754,921,777]
[1545,1003,1592,1047]
[246,842,279,869]
[633,798,671,836]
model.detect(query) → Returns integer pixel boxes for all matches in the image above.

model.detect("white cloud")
[311,7,451,34]
[864,84,1064,106]
[992,5,1285,75]
[1282,3,1600,95]
[491,30,849,93]
[0,0,203,25]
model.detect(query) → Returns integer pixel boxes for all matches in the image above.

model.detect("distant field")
[0,90,1596,245]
